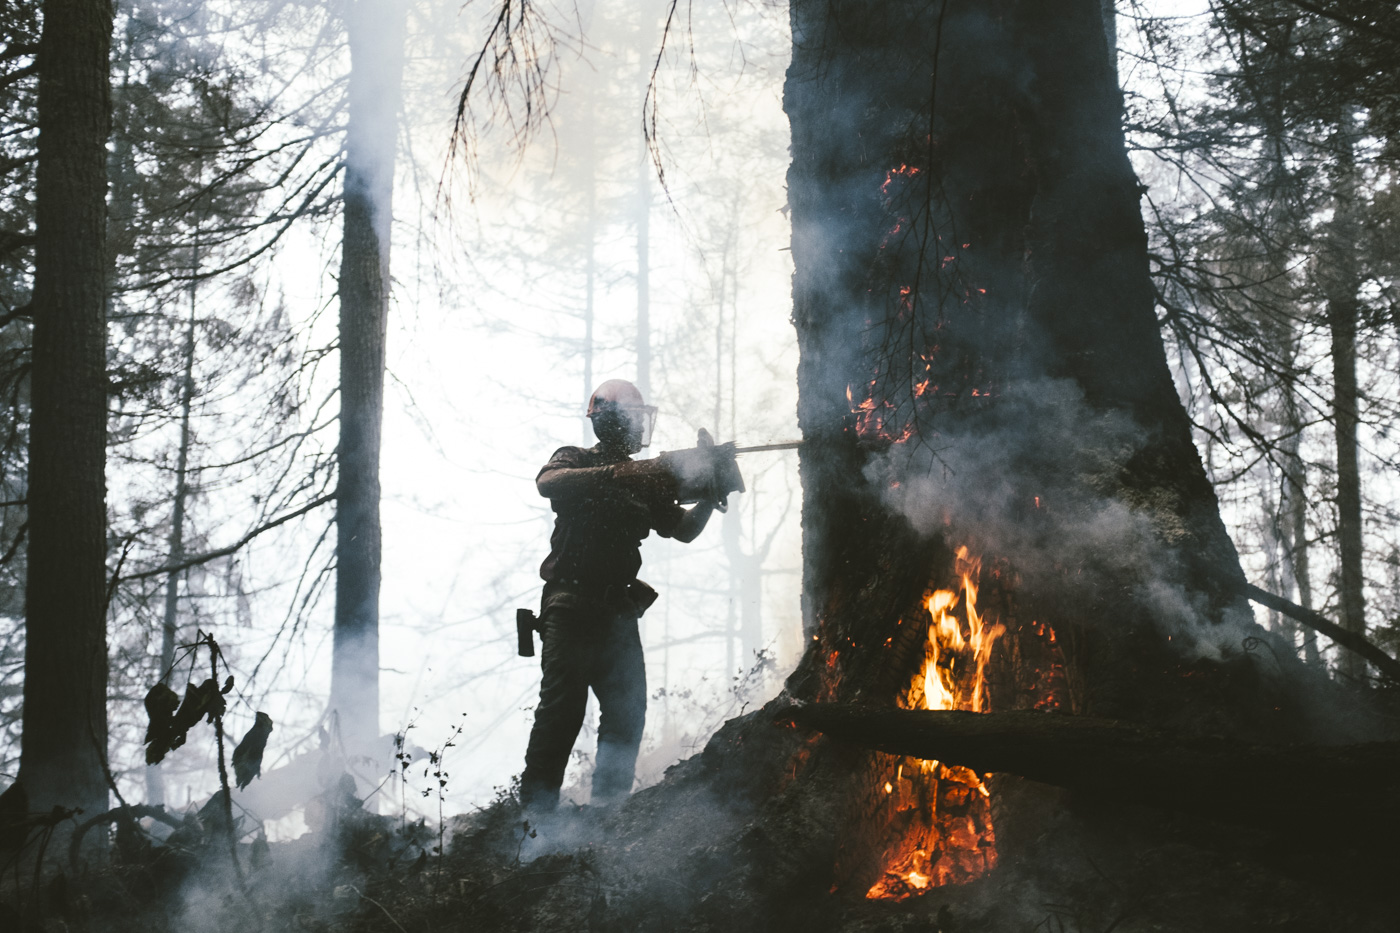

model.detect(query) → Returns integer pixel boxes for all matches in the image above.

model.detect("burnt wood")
[784,703,1400,841]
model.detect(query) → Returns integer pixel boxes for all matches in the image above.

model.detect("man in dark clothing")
[520,379,732,811]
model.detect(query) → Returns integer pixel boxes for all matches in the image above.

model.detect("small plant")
[140,629,274,885]
[421,712,466,897]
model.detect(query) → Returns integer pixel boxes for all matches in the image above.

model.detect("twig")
[348,885,409,933]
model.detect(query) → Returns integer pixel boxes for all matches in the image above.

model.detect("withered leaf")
[142,683,181,765]
[171,678,227,734]
[146,678,227,765]
[232,712,274,790]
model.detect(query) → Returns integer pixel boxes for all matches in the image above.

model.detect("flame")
[866,547,1005,900]
[917,547,1004,717]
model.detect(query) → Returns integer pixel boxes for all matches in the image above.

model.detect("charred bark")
[17,0,113,820]
[331,0,405,754]
[786,703,1400,843]
[785,0,1262,724]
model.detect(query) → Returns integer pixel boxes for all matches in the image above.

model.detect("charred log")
[785,703,1400,843]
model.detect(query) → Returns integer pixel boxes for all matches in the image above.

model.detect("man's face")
[592,406,650,453]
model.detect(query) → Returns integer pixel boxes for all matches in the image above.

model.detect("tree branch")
[120,494,334,582]
[1235,581,1400,682]
[1284,0,1400,44]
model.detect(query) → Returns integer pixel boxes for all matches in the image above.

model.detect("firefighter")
[519,379,741,812]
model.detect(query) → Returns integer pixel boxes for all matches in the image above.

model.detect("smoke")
[865,376,1261,663]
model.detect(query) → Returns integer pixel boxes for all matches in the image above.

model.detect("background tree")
[1124,0,1400,676]
[17,0,114,819]
[331,0,407,758]
[0,0,40,783]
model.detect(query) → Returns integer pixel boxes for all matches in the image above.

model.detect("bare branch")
[120,494,335,582]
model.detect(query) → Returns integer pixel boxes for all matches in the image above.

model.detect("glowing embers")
[846,380,912,445]
[866,547,1005,900]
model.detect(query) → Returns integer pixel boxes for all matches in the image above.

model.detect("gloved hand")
[661,428,745,511]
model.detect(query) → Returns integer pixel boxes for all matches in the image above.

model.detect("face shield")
[591,403,657,453]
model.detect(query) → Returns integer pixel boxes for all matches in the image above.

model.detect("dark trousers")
[520,598,646,811]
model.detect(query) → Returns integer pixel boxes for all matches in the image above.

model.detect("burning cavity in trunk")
[860,547,1066,900]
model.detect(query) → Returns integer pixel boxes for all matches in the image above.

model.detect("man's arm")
[537,450,678,501]
[657,499,715,544]
[536,460,614,500]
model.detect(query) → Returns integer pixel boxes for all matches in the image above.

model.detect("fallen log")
[782,704,1400,842]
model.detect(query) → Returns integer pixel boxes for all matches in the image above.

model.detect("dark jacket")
[537,445,685,587]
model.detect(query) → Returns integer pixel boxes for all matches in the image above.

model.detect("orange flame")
[866,546,1005,900]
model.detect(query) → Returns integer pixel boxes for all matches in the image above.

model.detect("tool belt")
[517,579,658,658]
[541,578,658,618]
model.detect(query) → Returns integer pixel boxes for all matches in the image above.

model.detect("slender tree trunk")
[146,267,198,807]
[18,0,113,819]
[1324,116,1365,680]
[582,100,597,443]
[636,136,651,401]
[1251,37,1317,665]
[1281,387,1319,662]
[635,11,653,401]
[332,0,405,754]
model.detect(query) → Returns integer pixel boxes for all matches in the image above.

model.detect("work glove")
[661,428,745,511]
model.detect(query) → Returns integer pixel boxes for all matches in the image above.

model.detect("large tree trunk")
[785,0,1261,720]
[331,0,405,755]
[18,0,113,819]
[777,0,1307,902]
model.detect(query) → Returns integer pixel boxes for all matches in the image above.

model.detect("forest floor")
[5,705,1395,932]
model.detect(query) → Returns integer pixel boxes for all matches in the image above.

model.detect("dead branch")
[1236,581,1400,682]
[67,804,183,869]
[119,493,334,582]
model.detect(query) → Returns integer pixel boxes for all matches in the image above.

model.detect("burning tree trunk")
[777,0,1313,901]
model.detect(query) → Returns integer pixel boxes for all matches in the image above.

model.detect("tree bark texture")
[332,0,405,754]
[18,0,113,818]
